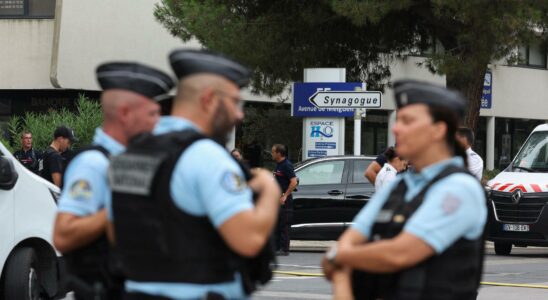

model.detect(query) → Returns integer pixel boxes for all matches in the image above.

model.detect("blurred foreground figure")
[323,80,487,300]
[109,49,281,300]
[53,62,173,300]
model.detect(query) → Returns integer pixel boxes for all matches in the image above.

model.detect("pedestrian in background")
[53,62,174,300]
[13,131,42,175]
[231,148,244,162]
[323,80,486,300]
[271,143,298,256]
[108,49,280,300]
[375,146,407,191]
[364,149,388,184]
[41,126,76,187]
[456,127,484,181]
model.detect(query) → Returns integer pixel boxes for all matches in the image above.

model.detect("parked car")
[290,155,376,240]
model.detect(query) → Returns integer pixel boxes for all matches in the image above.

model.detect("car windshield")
[512,131,548,172]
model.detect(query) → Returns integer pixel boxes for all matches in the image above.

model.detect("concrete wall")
[482,65,548,120]
[1,0,548,122]
[52,0,198,90]
[0,19,54,88]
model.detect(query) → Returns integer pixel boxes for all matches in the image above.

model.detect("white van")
[486,124,548,255]
[0,142,66,299]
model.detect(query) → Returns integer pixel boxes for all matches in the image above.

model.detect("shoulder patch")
[70,180,93,200]
[441,194,461,215]
[221,171,247,193]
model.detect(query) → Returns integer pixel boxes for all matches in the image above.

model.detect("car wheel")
[494,242,512,255]
[3,247,45,300]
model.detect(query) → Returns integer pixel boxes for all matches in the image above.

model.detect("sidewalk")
[290,240,335,252]
[290,240,497,252]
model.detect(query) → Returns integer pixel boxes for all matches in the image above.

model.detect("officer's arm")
[53,210,108,253]
[218,169,281,257]
[364,161,381,184]
[337,230,435,273]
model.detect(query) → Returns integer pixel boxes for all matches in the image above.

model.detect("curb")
[290,241,499,252]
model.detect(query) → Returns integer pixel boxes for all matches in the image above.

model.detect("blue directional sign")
[481,71,492,109]
[292,82,364,117]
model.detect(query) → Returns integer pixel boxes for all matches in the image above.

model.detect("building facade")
[1,0,546,169]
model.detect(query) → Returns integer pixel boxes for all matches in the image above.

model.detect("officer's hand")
[249,168,281,197]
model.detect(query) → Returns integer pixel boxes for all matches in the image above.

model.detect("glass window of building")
[0,0,55,18]
[518,40,547,68]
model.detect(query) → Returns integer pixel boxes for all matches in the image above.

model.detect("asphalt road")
[254,245,548,300]
[62,244,548,299]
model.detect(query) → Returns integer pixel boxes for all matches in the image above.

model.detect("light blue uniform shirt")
[112,116,253,300]
[351,157,486,253]
[58,128,124,216]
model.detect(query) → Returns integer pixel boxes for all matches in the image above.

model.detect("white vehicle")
[486,124,548,255]
[0,142,65,299]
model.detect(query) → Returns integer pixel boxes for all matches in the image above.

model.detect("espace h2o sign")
[305,119,340,158]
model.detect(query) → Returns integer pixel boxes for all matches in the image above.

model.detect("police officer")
[107,49,281,300]
[322,80,487,300]
[13,131,42,175]
[53,62,174,300]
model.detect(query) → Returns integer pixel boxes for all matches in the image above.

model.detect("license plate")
[502,224,530,232]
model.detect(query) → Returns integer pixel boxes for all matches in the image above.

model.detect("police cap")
[96,62,175,101]
[393,80,466,118]
[169,49,251,88]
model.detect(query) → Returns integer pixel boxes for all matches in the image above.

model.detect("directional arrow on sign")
[309,91,382,109]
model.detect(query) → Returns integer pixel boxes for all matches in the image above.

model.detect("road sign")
[309,91,382,109]
[292,82,363,117]
[481,71,492,109]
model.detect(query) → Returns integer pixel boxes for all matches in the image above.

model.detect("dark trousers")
[275,206,293,252]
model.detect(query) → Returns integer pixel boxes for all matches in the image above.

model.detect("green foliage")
[6,95,102,152]
[483,169,501,181]
[154,0,548,132]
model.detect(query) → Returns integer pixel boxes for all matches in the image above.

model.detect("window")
[352,159,373,184]
[512,131,548,171]
[0,0,55,18]
[518,40,547,68]
[297,160,345,185]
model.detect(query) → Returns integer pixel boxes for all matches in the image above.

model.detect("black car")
[289,155,376,240]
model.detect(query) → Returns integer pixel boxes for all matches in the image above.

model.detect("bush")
[6,95,102,152]
[482,169,501,183]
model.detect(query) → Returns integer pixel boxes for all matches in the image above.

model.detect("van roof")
[533,124,548,133]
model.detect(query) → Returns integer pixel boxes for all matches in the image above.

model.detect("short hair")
[231,148,242,155]
[457,127,474,145]
[21,131,32,138]
[272,144,287,157]
[383,146,399,161]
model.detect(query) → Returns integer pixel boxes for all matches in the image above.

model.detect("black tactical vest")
[352,165,485,300]
[62,145,124,300]
[109,130,242,284]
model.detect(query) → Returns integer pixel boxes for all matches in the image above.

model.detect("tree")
[155,0,548,133]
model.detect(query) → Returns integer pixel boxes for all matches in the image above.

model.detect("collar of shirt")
[153,116,200,135]
[466,147,474,155]
[384,162,397,173]
[92,128,125,155]
[401,157,464,201]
